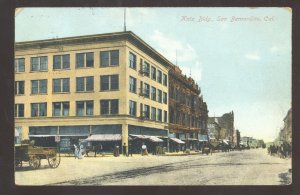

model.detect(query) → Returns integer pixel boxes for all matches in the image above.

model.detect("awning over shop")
[130,134,163,142]
[222,140,229,145]
[188,138,198,141]
[85,134,122,141]
[170,138,185,144]
[29,135,56,137]
[15,129,19,137]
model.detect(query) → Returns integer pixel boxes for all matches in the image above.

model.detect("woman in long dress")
[78,144,85,159]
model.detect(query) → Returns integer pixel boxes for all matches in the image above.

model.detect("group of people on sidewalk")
[74,144,85,159]
[268,142,292,159]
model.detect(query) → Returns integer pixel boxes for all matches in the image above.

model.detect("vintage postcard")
[14,7,291,185]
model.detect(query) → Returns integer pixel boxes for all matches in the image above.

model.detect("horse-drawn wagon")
[15,144,60,169]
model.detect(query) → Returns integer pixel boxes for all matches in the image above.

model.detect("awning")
[222,140,229,145]
[170,138,185,144]
[85,134,122,141]
[29,135,56,137]
[15,129,19,137]
[130,134,163,142]
[188,138,198,141]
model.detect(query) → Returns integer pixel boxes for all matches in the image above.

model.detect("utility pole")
[124,8,126,32]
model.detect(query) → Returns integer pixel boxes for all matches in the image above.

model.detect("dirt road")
[15,148,291,185]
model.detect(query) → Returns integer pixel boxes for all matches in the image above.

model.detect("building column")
[22,125,29,140]
[122,124,129,154]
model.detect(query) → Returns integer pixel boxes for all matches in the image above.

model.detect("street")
[15,148,291,185]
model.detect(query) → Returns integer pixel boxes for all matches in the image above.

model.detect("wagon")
[15,144,60,169]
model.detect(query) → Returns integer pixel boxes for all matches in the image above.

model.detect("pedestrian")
[123,142,127,156]
[114,145,120,157]
[74,144,79,159]
[78,144,85,159]
[128,142,133,157]
[142,143,148,156]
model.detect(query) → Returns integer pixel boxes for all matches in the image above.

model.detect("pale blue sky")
[15,8,291,142]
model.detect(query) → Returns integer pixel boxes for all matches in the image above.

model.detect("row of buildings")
[278,108,292,144]
[207,111,238,146]
[14,31,208,153]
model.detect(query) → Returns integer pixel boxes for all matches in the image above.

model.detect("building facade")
[168,65,208,151]
[15,31,172,153]
[278,108,292,144]
[209,111,235,145]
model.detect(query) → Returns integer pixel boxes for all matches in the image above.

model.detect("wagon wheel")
[48,153,60,168]
[29,156,41,169]
[15,159,22,168]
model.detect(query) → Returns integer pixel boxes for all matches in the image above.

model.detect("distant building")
[207,117,221,141]
[279,108,292,144]
[209,111,235,145]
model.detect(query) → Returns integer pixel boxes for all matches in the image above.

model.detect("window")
[31,80,47,94]
[100,50,119,67]
[15,81,24,95]
[163,92,167,104]
[157,70,162,83]
[76,101,93,116]
[15,58,25,72]
[144,83,150,98]
[151,87,156,101]
[163,74,168,86]
[31,103,47,117]
[129,76,136,93]
[53,78,70,93]
[76,52,94,68]
[76,76,94,92]
[157,89,162,103]
[31,56,48,71]
[151,107,156,121]
[129,100,136,116]
[52,102,69,116]
[144,105,150,119]
[129,52,136,69]
[53,54,70,69]
[15,104,24,117]
[164,110,168,123]
[143,62,150,77]
[100,99,119,115]
[151,66,156,80]
[100,75,119,91]
[157,109,162,122]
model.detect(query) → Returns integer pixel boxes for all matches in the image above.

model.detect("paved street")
[15,148,291,185]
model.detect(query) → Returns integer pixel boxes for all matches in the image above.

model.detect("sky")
[15,8,292,142]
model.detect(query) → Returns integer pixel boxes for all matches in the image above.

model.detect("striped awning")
[85,134,122,141]
[170,138,185,144]
[130,134,163,142]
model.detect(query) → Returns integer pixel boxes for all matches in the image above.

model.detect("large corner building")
[15,31,208,153]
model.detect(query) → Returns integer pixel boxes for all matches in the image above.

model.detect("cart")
[15,144,60,169]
